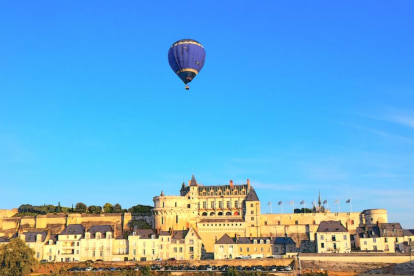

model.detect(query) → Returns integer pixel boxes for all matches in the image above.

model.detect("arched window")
[176,215,179,223]
[210,212,215,216]
[265,221,268,225]
[225,212,232,216]
[202,212,207,216]
[295,220,298,225]
[218,212,223,216]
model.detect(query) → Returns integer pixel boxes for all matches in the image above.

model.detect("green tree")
[88,205,102,214]
[103,203,113,213]
[113,203,122,213]
[56,202,61,213]
[140,265,152,276]
[0,238,38,276]
[128,204,152,213]
[226,267,240,276]
[75,202,87,213]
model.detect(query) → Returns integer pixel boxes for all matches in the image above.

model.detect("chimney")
[247,179,250,189]
[250,233,253,240]
[230,180,233,187]
[270,232,273,239]
[215,236,217,242]
[156,227,160,235]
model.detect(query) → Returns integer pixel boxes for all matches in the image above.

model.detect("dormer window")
[96,233,101,240]
[86,233,91,240]
[253,240,257,244]
[266,240,270,244]
[260,240,263,244]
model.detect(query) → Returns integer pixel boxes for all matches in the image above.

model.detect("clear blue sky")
[1,1,413,227]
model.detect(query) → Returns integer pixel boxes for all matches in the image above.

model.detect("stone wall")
[300,253,411,263]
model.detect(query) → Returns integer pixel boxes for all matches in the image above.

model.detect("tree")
[140,265,152,276]
[128,204,152,213]
[0,238,38,276]
[75,202,87,213]
[88,205,102,214]
[113,203,122,213]
[103,203,113,213]
[226,267,240,276]
[56,202,61,213]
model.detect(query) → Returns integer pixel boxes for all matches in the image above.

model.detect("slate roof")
[403,229,414,236]
[189,174,197,186]
[159,231,170,236]
[60,224,85,235]
[23,231,48,243]
[199,218,244,223]
[0,237,10,243]
[88,225,113,238]
[172,230,188,241]
[272,237,296,245]
[47,234,58,243]
[237,237,272,244]
[245,187,259,201]
[216,234,236,244]
[357,226,380,238]
[134,229,157,239]
[317,221,348,233]
[378,223,403,237]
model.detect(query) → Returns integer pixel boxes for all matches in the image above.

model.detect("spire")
[189,174,197,186]
[160,190,164,196]
[318,190,321,207]
[181,182,186,190]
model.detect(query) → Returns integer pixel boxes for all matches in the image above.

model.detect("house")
[316,221,350,253]
[56,224,84,262]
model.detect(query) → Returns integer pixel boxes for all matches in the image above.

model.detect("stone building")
[316,221,351,253]
[80,225,114,261]
[214,233,296,259]
[56,224,84,262]
[355,222,408,253]
[152,175,389,253]
[128,227,202,261]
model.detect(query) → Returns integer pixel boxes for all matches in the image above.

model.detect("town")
[0,175,413,263]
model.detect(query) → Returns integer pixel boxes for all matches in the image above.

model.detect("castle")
[152,175,389,252]
[1,175,412,261]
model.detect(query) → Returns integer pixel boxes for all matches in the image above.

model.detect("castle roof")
[245,187,259,201]
[189,174,197,186]
[317,221,348,233]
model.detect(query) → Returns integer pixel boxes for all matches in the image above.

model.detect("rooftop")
[317,221,348,233]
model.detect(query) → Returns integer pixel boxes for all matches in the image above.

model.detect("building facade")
[316,221,351,253]
[214,233,296,260]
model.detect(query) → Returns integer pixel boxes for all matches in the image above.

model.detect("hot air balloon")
[168,39,206,90]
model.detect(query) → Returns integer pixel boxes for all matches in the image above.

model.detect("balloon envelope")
[168,39,206,85]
